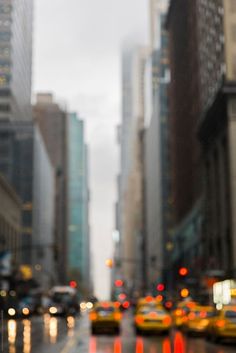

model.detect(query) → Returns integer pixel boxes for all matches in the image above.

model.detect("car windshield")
[52,293,72,304]
[225,310,236,318]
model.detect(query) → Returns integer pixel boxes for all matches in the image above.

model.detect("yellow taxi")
[182,305,216,335]
[207,305,236,342]
[89,301,122,334]
[134,305,172,334]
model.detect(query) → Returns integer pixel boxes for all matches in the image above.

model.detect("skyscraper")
[67,113,90,294]
[0,0,33,121]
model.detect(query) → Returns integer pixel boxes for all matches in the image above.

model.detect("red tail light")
[188,312,196,320]
[216,320,226,328]
[135,316,144,324]
[200,311,207,318]
[122,301,130,309]
[163,316,172,325]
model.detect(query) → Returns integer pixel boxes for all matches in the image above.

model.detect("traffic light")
[156,283,165,292]
[179,267,188,276]
[69,280,77,288]
[180,288,189,298]
[115,279,123,287]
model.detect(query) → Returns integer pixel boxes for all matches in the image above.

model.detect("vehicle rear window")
[139,307,165,315]
[96,306,115,313]
[225,310,236,318]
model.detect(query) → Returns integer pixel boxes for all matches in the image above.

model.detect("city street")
[1,312,236,353]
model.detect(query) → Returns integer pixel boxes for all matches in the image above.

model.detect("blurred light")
[114,312,122,320]
[156,295,163,302]
[165,301,173,309]
[122,301,130,309]
[115,279,124,287]
[114,301,121,308]
[136,337,144,353]
[23,319,31,353]
[157,283,165,291]
[216,319,225,328]
[69,280,77,288]
[180,288,189,298]
[89,337,97,353]
[135,315,144,324]
[105,258,113,268]
[66,316,75,329]
[22,308,30,316]
[163,316,172,325]
[86,302,93,310]
[49,317,58,344]
[188,312,196,320]
[8,319,17,345]
[145,296,153,303]
[216,303,223,310]
[0,290,6,297]
[118,293,126,300]
[9,291,16,297]
[162,338,171,353]
[199,311,207,318]
[8,308,16,316]
[114,337,122,353]
[80,302,87,311]
[179,267,188,276]
[35,264,42,271]
[89,312,97,321]
[174,332,185,353]
[49,307,57,314]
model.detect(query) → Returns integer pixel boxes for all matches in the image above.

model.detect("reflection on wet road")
[2,313,236,353]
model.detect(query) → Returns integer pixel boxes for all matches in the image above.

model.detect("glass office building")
[67,113,90,293]
[0,0,33,121]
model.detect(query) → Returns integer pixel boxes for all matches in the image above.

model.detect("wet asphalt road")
[1,311,236,353]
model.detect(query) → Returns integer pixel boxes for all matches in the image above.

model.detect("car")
[134,305,172,335]
[47,286,79,316]
[89,301,122,334]
[182,305,216,335]
[207,305,236,342]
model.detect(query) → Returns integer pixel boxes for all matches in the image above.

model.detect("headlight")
[86,302,93,310]
[22,307,30,315]
[8,308,16,316]
[49,307,58,314]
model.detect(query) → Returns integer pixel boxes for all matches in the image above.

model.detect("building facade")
[118,46,149,295]
[0,0,33,121]
[167,0,203,291]
[0,173,21,275]
[67,113,90,294]
[33,93,68,283]
[0,121,56,285]
[198,0,236,277]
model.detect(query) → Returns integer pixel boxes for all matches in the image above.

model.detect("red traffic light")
[157,283,165,291]
[115,279,123,287]
[69,280,77,288]
[179,267,188,276]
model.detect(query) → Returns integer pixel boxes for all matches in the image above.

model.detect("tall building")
[67,113,90,295]
[33,93,68,283]
[119,46,149,295]
[167,0,236,290]
[166,0,203,294]
[144,7,172,293]
[197,0,236,277]
[0,121,56,286]
[0,0,33,121]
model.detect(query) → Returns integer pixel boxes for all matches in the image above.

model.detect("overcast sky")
[34,0,148,298]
